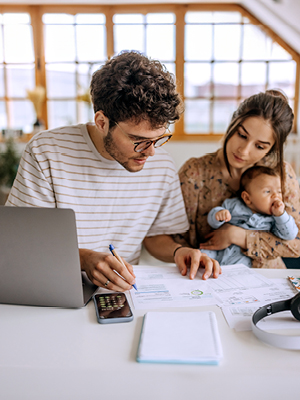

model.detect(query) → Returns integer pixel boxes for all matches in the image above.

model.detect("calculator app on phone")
[93,292,134,324]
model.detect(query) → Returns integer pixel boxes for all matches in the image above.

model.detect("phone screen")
[94,293,133,321]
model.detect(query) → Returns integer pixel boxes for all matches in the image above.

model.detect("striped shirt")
[6,124,189,264]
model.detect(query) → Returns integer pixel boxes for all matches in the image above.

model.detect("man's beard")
[103,129,145,173]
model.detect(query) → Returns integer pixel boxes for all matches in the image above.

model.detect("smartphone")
[93,292,134,324]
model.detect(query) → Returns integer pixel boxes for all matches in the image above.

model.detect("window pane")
[76,25,106,61]
[113,14,144,24]
[146,25,174,61]
[271,41,292,60]
[114,25,144,54]
[46,64,76,98]
[213,100,237,133]
[164,62,175,76]
[0,66,4,97]
[43,13,74,24]
[3,13,30,24]
[7,65,35,98]
[185,63,211,97]
[146,13,175,24]
[214,25,241,61]
[75,14,105,24]
[91,63,104,75]
[213,12,241,23]
[9,100,34,131]
[213,63,239,97]
[243,25,272,60]
[0,101,7,130]
[77,101,93,124]
[185,99,210,133]
[0,26,3,62]
[241,62,266,97]
[185,25,212,61]
[45,25,75,62]
[185,12,213,23]
[268,61,296,98]
[77,63,93,93]
[4,24,34,63]
[47,101,76,129]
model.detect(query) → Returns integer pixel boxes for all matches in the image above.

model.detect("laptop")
[0,206,98,307]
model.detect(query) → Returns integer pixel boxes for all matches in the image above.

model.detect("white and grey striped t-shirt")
[7,124,189,264]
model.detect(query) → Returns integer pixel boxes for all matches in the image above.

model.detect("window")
[183,11,297,135]
[0,4,298,140]
[113,12,175,75]
[43,13,106,127]
[0,12,35,133]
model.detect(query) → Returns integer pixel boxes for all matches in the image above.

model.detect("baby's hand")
[271,200,285,216]
[215,209,231,222]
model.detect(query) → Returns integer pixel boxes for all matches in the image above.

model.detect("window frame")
[0,3,299,141]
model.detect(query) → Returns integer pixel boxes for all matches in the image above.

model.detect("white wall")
[166,140,220,171]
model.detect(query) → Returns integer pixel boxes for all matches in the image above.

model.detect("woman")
[176,90,300,270]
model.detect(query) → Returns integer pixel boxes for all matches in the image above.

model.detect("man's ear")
[94,111,109,133]
[241,190,251,206]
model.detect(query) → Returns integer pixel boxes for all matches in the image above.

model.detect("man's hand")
[174,247,221,280]
[271,199,285,216]
[215,209,231,222]
[79,248,136,292]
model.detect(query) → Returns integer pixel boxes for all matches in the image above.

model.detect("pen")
[109,244,137,291]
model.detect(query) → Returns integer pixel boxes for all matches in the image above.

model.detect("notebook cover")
[136,311,223,365]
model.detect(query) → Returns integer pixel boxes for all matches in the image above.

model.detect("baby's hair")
[239,165,280,195]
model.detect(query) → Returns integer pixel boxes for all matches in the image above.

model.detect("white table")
[0,267,299,400]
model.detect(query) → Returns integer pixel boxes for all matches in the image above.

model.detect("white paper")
[207,264,275,306]
[131,264,279,310]
[221,278,298,331]
[131,265,215,309]
[132,265,299,332]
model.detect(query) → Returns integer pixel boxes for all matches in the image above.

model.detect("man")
[7,51,220,291]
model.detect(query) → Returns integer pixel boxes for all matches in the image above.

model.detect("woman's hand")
[199,224,247,251]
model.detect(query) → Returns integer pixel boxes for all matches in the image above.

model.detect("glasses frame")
[114,122,172,153]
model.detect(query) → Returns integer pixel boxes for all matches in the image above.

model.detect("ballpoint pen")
[109,244,138,290]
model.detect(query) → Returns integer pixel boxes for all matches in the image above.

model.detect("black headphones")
[251,292,300,349]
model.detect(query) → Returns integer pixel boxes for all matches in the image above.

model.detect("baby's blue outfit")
[203,197,298,267]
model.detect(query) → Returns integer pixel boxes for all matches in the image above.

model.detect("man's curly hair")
[90,51,184,129]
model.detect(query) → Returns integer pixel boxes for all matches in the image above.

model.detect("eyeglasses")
[114,122,172,153]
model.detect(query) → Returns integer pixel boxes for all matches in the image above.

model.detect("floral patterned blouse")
[177,150,300,269]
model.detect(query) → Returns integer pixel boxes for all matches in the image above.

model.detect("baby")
[202,166,298,267]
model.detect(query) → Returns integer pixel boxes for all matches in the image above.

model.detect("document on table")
[131,265,215,310]
[131,264,282,310]
[132,264,299,332]
[221,278,298,331]
[208,264,275,307]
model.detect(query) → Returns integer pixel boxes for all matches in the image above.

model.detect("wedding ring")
[104,279,110,287]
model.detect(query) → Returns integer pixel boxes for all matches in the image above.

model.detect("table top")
[0,267,299,400]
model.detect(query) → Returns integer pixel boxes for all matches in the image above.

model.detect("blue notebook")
[136,311,223,365]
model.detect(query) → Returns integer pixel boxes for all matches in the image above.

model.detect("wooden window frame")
[1,3,299,142]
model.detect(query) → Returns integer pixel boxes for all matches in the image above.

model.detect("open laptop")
[0,206,98,307]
